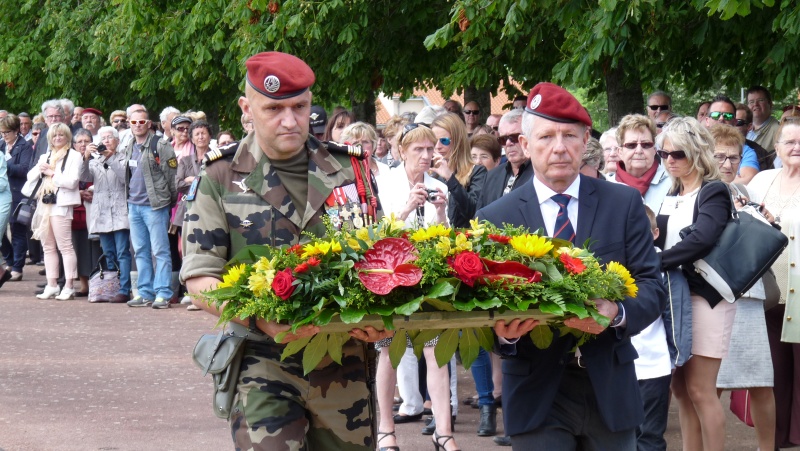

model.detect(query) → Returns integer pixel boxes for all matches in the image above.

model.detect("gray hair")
[499,109,524,128]
[126,104,147,117]
[159,106,180,123]
[60,99,75,116]
[599,127,618,146]
[584,137,605,171]
[41,99,64,116]
[647,90,672,104]
[73,128,92,141]
[18,112,30,119]
[97,126,119,139]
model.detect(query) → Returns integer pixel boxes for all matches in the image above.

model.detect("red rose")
[488,234,511,244]
[294,263,309,274]
[286,244,303,255]
[307,257,321,266]
[560,253,586,275]
[450,251,485,287]
[272,268,296,300]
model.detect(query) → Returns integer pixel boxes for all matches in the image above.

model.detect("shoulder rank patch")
[326,141,366,159]
[167,157,178,168]
[204,142,240,167]
[186,176,201,201]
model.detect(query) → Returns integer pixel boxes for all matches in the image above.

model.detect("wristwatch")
[610,305,625,328]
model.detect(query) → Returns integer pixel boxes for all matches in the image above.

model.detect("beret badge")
[529,94,542,110]
[264,75,281,93]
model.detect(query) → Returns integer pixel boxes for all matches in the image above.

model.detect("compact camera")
[41,192,57,204]
[96,144,107,153]
[426,189,439,202]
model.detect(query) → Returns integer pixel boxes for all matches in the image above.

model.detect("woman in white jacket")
[28,123,83,300]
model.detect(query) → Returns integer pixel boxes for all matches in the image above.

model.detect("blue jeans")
[470,348,495,406]
[99,229,133,296]
[128,203,172,300]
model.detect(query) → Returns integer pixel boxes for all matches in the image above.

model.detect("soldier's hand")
[348,326,394,342]
[261,320,320,343]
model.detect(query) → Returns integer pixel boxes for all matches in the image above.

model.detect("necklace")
[765,171,800,224]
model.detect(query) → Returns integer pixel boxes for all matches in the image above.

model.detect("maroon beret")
[82,107,103,117]
[525,82,592,128]
[245,51,315,100]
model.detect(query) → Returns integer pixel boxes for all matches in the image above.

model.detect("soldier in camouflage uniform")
[180,52,389,451]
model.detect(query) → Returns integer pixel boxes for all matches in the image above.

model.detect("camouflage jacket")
[180,133,381,282]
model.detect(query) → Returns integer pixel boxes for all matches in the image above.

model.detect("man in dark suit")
[478,108,534,209]
[478,83,666,450]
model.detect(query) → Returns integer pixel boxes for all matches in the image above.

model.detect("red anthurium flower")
[482,260,542,284]
[448,251,486,287]
[560,253,587,275]
[488,234,511,244]
[355,238,422,295]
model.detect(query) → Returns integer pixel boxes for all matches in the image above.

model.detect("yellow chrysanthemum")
[355,228,373,244]
[469,219,486,237]
[381,213,406,234]
[557,246,582,257]
[435,236,452,256]
[247,270,275,296]
[328,240,343,253]
[253,256,275,272]
[509,234,554,258]
[218,263,247,288]
[607,261,638,297]
[454,233,473,253]
[301,243,325,259]
[410,224,452,242]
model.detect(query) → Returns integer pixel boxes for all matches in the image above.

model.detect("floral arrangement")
[203,217,638,374]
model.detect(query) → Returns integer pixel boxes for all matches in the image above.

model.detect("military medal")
[351,204,364,228]
[326,207,343,230]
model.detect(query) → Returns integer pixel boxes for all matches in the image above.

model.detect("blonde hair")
[398,125,436,160]
[655,117,720,193]
[47,122,73,152]
[584,137,605,171]
[341,122,378,150]
[616,114,656,145]
[709,124,744,155]
[383,116,408,141]
[431,113,474,187]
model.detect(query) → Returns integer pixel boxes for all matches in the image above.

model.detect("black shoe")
[38,268,46,276]
[393,412,422,423]
[37,283,47,288]
[0,269,11,289]
[421,415,455,435]
[477,404,497,436]
[493,436,511,446]
[493,396,502,408]
[377,430,399,451]
[422,408,433,415]
[392,404,400,412]
[432,431,461,451]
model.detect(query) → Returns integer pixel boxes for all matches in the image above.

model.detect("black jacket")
[2,134,35,204]
[478,159,533,209]
[443,164,487,228]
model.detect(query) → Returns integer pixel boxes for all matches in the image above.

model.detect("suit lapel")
[576,175,598,244]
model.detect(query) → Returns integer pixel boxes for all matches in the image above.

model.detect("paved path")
[0,271,759,450]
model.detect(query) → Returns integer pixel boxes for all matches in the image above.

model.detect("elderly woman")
[430,113,487,228]
[80,126,131,304]
[709,124,776,451]
[322,110,354,143]
[580,137,605,179]
[170,115,193,159]
[340,122,390,185]
[71,129,104,297]
[174,120,212,232]
[614,115,671,211]
[29,123,83,300]
[30,122,46,147]
[383,115,410,168]
[375,124,459,451]
[656,117,735,451]
[747,116,800,448]
[599,127,619,176]
[216,130,235,148]
[469,134,501,172]
[1,114,35,282]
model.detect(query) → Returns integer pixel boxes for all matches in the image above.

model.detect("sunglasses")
[621,141,655,150]
[648,104,669,111]
[708,111,734,122]
[438,137,451,146]
[400,123,430,141]
[32,132,40,136]
[463,110,480,116]
[129,120,148,125]
[112,119,127,124]
[498,133,521,145]
[175,126,189,132]
[735,119,749,127]
[656,150,687,160]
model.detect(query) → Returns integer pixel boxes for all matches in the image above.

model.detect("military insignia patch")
[232,179,250,193]
[167,157,178,168]
[186,176,200,201]
[240,219,254,229]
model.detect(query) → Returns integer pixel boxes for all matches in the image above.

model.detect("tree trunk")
[605,59,644,127]
[351,90,377,126]
[464,86,491,125]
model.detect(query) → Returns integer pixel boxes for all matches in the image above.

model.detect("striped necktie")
[551,194,575,243]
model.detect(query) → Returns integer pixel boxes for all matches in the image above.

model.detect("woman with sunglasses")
[613,114,671,211]
[709,124,777,451]
[375,124,459,451]
[746,116,800,448]
[430,113,487,228]
[655,117,735,451]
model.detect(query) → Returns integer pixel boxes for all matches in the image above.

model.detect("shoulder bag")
[192,329,246,419]
[680,182,789,303]
[12,175,43,227]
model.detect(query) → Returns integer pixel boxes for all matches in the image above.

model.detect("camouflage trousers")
[231,337,374,451]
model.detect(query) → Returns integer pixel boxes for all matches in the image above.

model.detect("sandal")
[432,431,460,451]
[377,430,400,451]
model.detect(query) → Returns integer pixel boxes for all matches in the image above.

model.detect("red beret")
[526,82,592,128]
[82,107,103,117]
[245,51,315,100]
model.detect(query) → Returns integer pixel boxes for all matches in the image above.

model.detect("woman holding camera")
[29,123,83,300]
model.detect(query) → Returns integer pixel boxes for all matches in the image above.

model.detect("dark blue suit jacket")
[476,175,666,435]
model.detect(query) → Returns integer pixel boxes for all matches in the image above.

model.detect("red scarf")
[614,162,659,196]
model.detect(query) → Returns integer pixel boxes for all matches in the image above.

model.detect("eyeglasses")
[45,114,62,120]
[621,141,655,150]
[438,137,451,146]
[708,111,734,122]
[129,120,148,125]
[735,119,750,127]
[498,133,521,145]
[747,98,768,106]
[656,149,687,160]
[463,110,480,116]
[175,126,189,133]
[779,140,800,149]
[713,154,741,164]
[0,130,13,135]
[400,123,429,141]
[648,104,669,111]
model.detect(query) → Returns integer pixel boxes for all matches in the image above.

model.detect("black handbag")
[12,178,42,227]
[680,182,789,303]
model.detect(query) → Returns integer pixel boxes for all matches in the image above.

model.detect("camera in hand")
[95,144,107,153]
[41,192,57,204]
[426,189,439,202]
